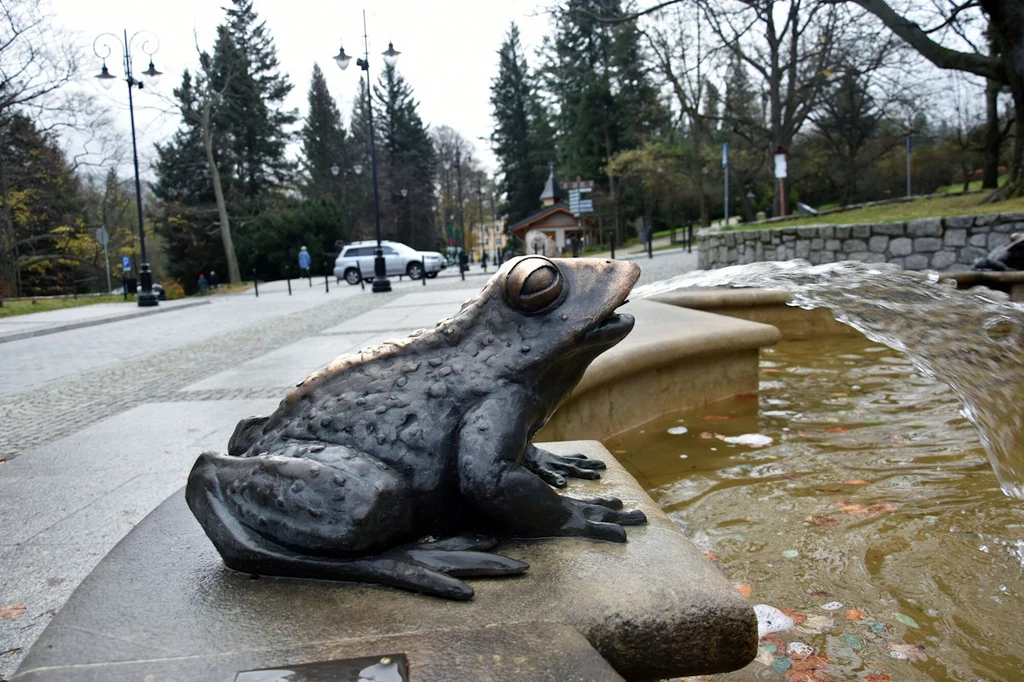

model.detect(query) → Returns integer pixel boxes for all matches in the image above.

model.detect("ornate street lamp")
[334,13,398,293]
[94,30,162,307]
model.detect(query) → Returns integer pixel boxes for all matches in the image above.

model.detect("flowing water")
[609,335,1024,681]
[632,260,1024,499]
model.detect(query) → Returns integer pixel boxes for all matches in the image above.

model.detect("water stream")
[631,260,1024,499]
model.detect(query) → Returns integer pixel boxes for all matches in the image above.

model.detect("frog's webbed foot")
[522,444,607,488]
[554,496,648,543]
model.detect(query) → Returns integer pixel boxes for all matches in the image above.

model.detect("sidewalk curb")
[0,299,212,345]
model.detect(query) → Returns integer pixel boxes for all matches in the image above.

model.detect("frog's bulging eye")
[504,256,564,313]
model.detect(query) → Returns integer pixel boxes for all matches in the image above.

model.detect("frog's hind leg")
[186,450,526,600]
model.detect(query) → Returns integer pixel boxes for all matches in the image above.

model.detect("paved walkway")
[0,253,700,679]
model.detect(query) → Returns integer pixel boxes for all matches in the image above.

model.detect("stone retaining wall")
[698,213,1024,271]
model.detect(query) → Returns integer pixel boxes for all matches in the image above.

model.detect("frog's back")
[241,290,511,492]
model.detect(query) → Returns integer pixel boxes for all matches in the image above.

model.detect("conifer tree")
[374,64,436,246]
[490,22,553,224]
[301,63,347,201]
[213,0,297,204]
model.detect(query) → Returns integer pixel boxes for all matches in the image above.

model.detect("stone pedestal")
[13,442,756,681]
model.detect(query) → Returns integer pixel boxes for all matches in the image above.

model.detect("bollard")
[286,268,292,296]
[356,262,365,291]
[609,232,616,260]
[253,268,259,297]
[324,262,329,293]
[648,228,654,259]
[687,221,693,253]
[422,256,427,287]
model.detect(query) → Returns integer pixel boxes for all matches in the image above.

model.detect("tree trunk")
[202,101,241,284]
[982,79,1002,189]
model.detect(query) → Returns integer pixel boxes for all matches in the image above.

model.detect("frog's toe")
[560,454,607,470]
[575,500,648,526]
[406,548,529,577]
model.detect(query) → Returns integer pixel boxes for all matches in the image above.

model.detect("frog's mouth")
[583,311,635,346]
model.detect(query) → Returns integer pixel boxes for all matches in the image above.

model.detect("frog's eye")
[504,256,564,313]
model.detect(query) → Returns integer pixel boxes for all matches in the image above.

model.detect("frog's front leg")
[523,444,607,488]
[457,400,647,541]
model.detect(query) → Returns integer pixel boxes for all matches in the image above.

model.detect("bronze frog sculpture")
[186,256,646,600]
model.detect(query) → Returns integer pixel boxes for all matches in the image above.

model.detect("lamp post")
[400,188,411,247]
[334,12,399,293]
[94,30,162,307]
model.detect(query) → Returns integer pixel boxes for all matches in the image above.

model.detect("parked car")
[334,240,446,285]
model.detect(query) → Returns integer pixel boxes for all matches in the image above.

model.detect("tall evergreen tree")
[374,64,436,247]
[490,22,553,223]
[213,0,297,204]
[301,63,347,201]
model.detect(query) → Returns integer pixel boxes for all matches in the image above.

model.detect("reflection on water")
[631,261,1024,499]
[609,336,1024,682]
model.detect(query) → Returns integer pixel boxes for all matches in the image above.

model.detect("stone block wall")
[697,213,1024,271]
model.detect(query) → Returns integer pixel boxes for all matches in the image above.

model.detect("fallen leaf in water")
[807,516,841,527]
[843,479,870,485]
[701,550,719,561]
[762,368,781,374]
[755,644,777,666]
[863,675,891,682]
[760,633,787,655]
[888,642,927,662]
[797,615,836,634]
[782,549,800,558]
[705,415,731,421]
[816,487,844,493]
[845,608,864,620]
[734,583,752,598]
[808,590,834,598]
[892,612,920,628]
[781,473,802,480]
[871,503,900,513]
[842,634,863,650]
[797,431,813,437]
[700,431,715,439]
[0,603,26,621]
[868,621,888,635]
[839,504,871,515]
[825,427,847,433]
[778,607,808,624]
[783,653,830,681]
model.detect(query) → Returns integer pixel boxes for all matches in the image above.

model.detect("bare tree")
[0,0,79,294]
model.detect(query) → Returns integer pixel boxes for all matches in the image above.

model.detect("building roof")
[510,203,578,237]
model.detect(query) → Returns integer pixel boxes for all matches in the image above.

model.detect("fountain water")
[632,260,1024,499]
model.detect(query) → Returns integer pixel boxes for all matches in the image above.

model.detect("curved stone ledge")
[13,442,757,682]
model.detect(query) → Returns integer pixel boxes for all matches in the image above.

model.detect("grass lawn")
[734,189,1024,230]
[0,294,132,319]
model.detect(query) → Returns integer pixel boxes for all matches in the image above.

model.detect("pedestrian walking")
[197,273,209,294]
[298,246,312,279]
[209,270,220,289]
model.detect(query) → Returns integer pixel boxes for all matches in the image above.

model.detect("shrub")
[162,281,185,300]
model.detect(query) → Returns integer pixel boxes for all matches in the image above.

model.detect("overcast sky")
[50,0,554,177]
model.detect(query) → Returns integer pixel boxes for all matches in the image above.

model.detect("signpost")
[121,255,132,301]
[774,146,789,217]
[95,227,111,293]
[906,135,913,198]
[722,143,730,225]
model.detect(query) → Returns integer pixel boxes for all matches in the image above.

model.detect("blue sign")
[722,142,729,168]
[121,256,131,271]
